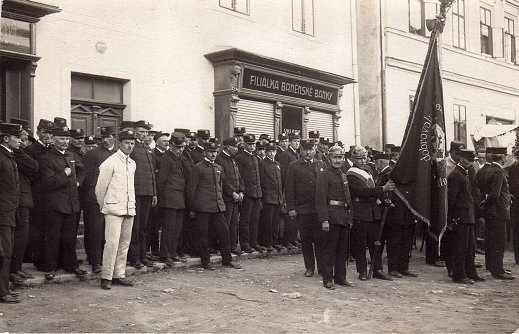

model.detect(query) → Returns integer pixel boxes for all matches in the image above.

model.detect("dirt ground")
[1,250,518,333]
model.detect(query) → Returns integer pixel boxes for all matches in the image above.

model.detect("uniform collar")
[204,157,214,165]
[456,163,468,174]
[0,144,13,154]
[223,150,231,157]
[492,161,504,169]
[38,139,50,148]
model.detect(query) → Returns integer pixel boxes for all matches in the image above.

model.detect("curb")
[13,248,302,288]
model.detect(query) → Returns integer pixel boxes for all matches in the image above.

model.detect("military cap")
[234,127,246,135]
[486,147,507,155]
[264,142,277,151]
[272,139,280,146]
[223,137,238,146]
[53,117,67,128]
[459,149,475,161]
[374,152,391,160]
[243,133,256,144]
[174,128,190,135]
[449,140,465,152]
[392,146,401,153]
[10,117,31,131]
[148,130,158,137]
[328,145,345,156]
[71,128,86,139]
[0,123,23,136]
[278,133,289,141]
[256,141,266,149]
[197,129,211,139]
[208,137,220,144]
[288,131,301,140]
[203,141,220,151]
[187,131,197,139]
[154,131,170,142]
[37,119,55,132]
[97,126,114,138]
[85,135,97,145]
[169,132,186,146]
[119,130,137,141]
[308,131,320,139]
[52,126,71,137]
[134,120,152,130]
[300,139,316,150]
[120,121,135,130]
[259,134,272,142]
[351,146,368,158]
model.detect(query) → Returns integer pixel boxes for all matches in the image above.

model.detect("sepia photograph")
[0,0,518,332]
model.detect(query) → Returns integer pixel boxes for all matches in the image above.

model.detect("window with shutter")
[235,99,275,136]
[307,109,334,140]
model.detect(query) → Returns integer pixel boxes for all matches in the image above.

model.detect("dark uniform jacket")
[259,157,284,205]
[483,163,511,220]
[188,158,226,213]
[0,145,20,227]
[276,147,299,186]
[285,158,326,215]
[84,145,113,203]
[130,139,156,196]
[235,150,262,198]
[180,150,195,183]
[13,148,38,209]
[508,161,519,221]
[189,145,205,164]
[40,148,80,214]
[315,166,353,226]
[474,163,491,199]
[152,147,166,174]
[68,144,86,187]
[24,141,51,210]
[447,164,475,224]
[347,166,383,221]
[215,151,244,202]
[156,150,185,209]
[340,158,353,173]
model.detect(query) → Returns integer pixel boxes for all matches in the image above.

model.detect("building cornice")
[1,0,61,22]
[205,48,355,86]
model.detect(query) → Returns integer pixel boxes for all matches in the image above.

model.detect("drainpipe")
[350,0,361,146]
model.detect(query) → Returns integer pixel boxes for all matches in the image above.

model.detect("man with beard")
[40,126,86,280]
[83,127,115,273]
[316,145,354,290]
[8,119,38,284]
[285,139,326,277]
[347,146,394,281]
[24,119,55,271]
[215,137,244,254]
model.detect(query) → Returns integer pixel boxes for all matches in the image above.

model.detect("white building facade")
[1,0,359,144]
[357,0,519,150]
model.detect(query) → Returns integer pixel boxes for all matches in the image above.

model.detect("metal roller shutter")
[236,99,275,136]
[307,109,334,139]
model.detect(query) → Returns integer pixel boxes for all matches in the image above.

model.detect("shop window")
[452,0,465,49]
[504,17,516,63]
[453,104,466,145]
[480,7,492,55]
[219,0,249,15]
[409,0,438,37]
[292,0,315,36]
[71,74,125,136]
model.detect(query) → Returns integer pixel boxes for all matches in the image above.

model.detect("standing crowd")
[0,117,517,302]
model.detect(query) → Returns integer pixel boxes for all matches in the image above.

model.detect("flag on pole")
[390,28,448,242]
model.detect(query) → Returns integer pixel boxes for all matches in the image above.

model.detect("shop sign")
[282,105,303,135]
[242,68,338,105]
[1,18,31,54]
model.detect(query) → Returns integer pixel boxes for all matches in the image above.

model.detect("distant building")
[1,0,359,144]
[356,0,519,150]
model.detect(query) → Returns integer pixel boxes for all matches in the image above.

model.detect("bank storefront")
[205,49,354,141]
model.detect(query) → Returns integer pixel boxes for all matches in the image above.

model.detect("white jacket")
[95,149,136,216]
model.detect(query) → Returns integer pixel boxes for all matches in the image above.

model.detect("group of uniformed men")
[0,117,517,301]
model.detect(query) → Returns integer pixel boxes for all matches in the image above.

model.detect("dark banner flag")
[390,28,448,242]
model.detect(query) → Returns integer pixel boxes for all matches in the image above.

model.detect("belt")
[329,200,348,207]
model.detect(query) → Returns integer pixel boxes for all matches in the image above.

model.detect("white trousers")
[101,215,134,280]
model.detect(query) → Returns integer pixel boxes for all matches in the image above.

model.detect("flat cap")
[278,133,289,141]
[449,140,465,152]
[486,147,507,155]
[71,128,86,139]
[120,121,135,130]
[301,139,316,150]
[288,131,301,140]
[174,128,190,135]
[53,117,67,129]
[197,129,211,139]
[119,130,137,141]
[264,142,277,151]
[223,137,238,146]
[308,131,320,139]
[52,126,71,137]
[259,134,272,142]
[10,117,31,131]
[243,133,256,144]
[85,135,97,145]
[169,132,186,146]
[203,141,220,151]
[134,120,151,130]
[97,126,114,138]
[0,123,23,136]
[37,119,55,132]
[234,127,246,135]
[459,149,475,161]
